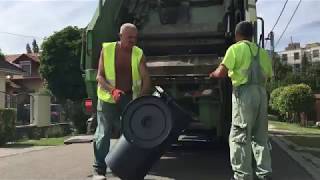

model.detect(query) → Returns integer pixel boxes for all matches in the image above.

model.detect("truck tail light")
[85,99,93,113]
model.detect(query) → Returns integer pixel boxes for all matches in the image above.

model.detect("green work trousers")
[229,84,272,180]
[93,94,132,174]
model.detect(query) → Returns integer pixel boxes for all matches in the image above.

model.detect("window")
[313,49,319,58]
[294,52,300,60]
[20,61,31,76]
[282,54,288,61]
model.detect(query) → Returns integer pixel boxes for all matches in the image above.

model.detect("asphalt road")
[0,139,314,180]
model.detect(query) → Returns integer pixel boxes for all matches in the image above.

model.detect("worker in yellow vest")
[93,23,151,180]
[209,21,273,180]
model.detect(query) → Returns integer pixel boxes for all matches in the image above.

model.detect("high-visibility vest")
[97,42,143,103]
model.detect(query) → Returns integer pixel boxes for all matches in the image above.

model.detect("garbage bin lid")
[122,96,172,149]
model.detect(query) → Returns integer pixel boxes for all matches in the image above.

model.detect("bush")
[270,86,285,111]
[0,109,16,146]
[64,100,88,134]
[270,84,315,122]
[278,84,314,114]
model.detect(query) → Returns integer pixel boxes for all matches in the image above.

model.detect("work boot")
[260,177,272,180]
[256,175,272,180]
[92,168,106,180]
[92,175,106,180]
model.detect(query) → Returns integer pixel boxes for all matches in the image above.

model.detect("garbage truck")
[81,0,264,140]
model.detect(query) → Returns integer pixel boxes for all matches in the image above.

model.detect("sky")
[0,0,319,54]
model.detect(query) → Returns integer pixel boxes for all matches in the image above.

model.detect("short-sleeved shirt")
[221,40,273,87]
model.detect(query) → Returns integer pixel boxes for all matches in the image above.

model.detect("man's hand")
[111,89,125,102]
[209,71,219,78]
[209,64,228,79]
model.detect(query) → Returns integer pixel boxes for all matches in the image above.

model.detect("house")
[0,58,25,108]
[4,53,43,94]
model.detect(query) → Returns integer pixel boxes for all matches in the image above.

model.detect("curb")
[270,135,320,180]
[64,135,93,145]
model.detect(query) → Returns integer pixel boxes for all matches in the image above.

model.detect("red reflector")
[85,99,93,113]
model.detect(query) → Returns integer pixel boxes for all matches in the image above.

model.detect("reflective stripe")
[104,43,116,80]
[97,42,143,103]
[132,80,142,99]
[132,80,142,87]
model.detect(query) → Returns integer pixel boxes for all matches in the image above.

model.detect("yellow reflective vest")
[97,42,143,103]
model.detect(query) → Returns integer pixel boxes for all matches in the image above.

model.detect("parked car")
[50,104,64,123]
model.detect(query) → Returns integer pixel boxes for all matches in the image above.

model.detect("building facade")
[0,58,24,108]
[306,43,320,63]
[279,42,320,71]
[4,53,43,94]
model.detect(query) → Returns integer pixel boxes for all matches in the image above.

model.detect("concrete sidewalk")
[0,145,52,158]
[270,133,320,180]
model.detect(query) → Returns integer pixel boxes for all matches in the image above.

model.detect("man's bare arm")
[209,64,228,78]
[96,50,115,92]
[139,55,152,96]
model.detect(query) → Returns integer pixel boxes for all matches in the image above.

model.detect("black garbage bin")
[105,89,191,180]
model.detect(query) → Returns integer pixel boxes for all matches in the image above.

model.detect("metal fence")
[1,92,65,125]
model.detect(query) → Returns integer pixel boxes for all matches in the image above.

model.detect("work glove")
[111,88,125,103]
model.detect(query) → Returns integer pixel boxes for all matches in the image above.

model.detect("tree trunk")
[300,112,307,127]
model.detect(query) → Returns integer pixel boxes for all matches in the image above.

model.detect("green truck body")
[81,0,262,139]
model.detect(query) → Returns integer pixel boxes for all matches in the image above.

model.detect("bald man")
[210,21,272,180]
[93,23,151,180]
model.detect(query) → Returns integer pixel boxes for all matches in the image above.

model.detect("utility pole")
[270,31,275,54]
[269,31,276,80]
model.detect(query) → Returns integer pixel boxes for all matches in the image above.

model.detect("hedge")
[270,84,315,115]
[270,86,285,112]
[0,108,16,146]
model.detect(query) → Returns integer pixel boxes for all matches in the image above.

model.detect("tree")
[301,52,310,74]
[40,26,86,101]
[0,49,4,60]
[307,62,320,92]
[32,39,40,53]
[26,43,32,54]
[39,26,88,132]
[273,56,293,80]
[266,56,293,93]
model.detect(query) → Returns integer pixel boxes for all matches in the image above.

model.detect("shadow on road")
[148,141,232,180]
[147,140,314,180]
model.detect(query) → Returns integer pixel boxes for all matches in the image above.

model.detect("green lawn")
[5,137,66,147]
[269,120,320,135]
